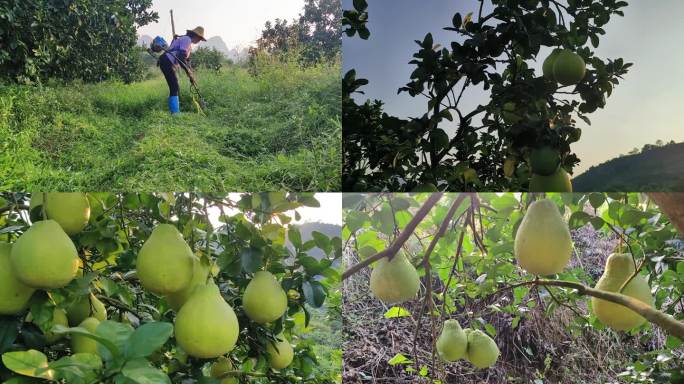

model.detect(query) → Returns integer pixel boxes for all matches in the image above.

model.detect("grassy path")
[0,63,341,191]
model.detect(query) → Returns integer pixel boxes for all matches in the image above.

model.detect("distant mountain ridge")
[573,142,684,192]
[137,34,248,62]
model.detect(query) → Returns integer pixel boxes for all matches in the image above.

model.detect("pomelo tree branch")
[501,279,684,341]
[342,193,444,280]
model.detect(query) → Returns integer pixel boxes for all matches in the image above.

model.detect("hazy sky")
[342,0,684,174]
[208,193,342,226]
[137,0,305,47]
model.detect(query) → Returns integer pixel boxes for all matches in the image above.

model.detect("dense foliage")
[0,0,158,84]
[342,193,684,383]
[256,0,341,64]
[0,192,342,383]
[190,48,225,72]
[342,0,632,191]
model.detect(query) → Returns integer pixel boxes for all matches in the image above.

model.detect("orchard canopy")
[0,192,342,384]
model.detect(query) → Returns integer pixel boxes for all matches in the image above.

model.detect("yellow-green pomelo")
[529,147,560,176]
[28,307,69,344]
[514,199,573,275]
[591,253,655,331]
[542,48,563,80]
[242,271,288,324]
[175,283,239,358]
[10,220,79,289]
[370,251,420,303]
[436,320,467,362]
[136,224,195,294]
[67,293,107,326]
[266,336,294,370]
[166,256,211,311]
[502,102,523,124]
[0,243,35,315]
[43,193,90,236]
[529,168,573,192]
[465,330,499,368]
[210,357,239,384]
[71,317,101,355]
[553,49,586,86]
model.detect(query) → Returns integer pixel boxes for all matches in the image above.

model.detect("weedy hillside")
[0,59,341,191]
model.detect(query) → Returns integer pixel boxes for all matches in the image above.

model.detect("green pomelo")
[436,319,467,362]
[0,243,35,315]
[591,253,655,331]
[71,317,101,355]
[529,168,573,192]
[502,102,523,124]
[369,251,420,303]
[242,271,288,324]
[514,199,573,276]
[67,293,107,326]
[42,193,90,236]
[266,336,294,370]
[465,330,499,369]
[175,283,239,358]
[136,224,195,294]
[529,147,560,176]
[10,220,79,289]
[542,48,563,80]
[210,357,239,384]
[553,49,586,86]
[166,256,211,311]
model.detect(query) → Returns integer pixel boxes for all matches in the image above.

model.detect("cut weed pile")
[0,61,341,191]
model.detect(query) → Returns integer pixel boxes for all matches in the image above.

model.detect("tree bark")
[649,193,684,237]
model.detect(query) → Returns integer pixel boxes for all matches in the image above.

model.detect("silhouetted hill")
[573,142,684,192]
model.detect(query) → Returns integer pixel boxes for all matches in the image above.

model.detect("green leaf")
[2,350,54,379]
[53,323,123,362]
[665,335,683,349]
[288,227,303,248]
[388,353,412,366]
[302,280,326,308]
[384,307,411,318]
[568,211,592,229]
[120,359,171,384]
[588,193,605,209]
[0,318,19,354]
[124,322,173,359]
[240,247,263,273]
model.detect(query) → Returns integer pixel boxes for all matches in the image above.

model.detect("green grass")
[0,60,341,191]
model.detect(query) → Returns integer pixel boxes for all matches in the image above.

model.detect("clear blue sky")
[342,0,684,174]
[137,0,305,47]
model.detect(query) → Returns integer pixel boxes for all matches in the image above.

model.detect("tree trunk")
[649,193,684,236]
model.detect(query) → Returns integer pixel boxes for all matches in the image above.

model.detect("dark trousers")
[159,54,179,97]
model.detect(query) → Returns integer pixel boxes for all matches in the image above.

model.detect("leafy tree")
[342,192,684,382]
[191,47,225,72]
[255,0,341,65]
[342,0,632,192]
[0,0,158,84]
[0,192,341,383]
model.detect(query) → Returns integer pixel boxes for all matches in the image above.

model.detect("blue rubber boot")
[168,96,180,115]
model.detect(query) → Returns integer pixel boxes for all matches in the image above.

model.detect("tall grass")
[0,58,341,191]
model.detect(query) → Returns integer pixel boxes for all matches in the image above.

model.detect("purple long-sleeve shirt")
[165,35,193,65]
